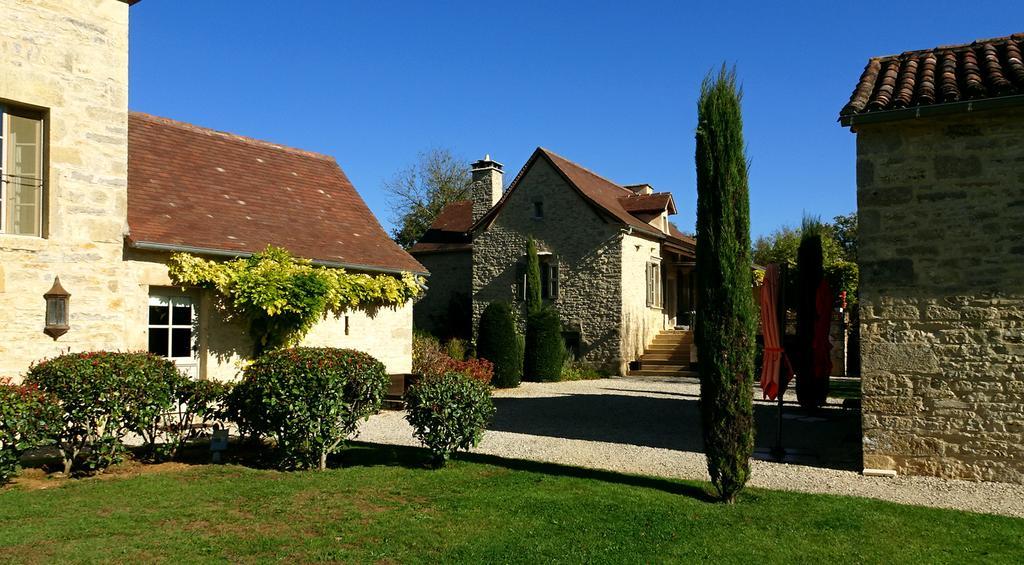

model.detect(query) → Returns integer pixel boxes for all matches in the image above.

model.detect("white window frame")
[647,261,663,308]
[0,105,45,237]
[148,293,199,378]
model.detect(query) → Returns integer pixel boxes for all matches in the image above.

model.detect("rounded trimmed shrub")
[0,378,62,484]
[232,347,389,470]
[477,301,522,388]
[25,351,180,475]
[405,372,495,466]
[524,306,566,382]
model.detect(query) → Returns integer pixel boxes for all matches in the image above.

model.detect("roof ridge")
[129,111,336,162]
[871,32,1024,62]
[538,147,635,195]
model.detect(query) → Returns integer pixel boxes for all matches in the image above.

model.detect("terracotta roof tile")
[841,33,1024,118]
[127,112,426,274]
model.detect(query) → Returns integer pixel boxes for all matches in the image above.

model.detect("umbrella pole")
[772,264,788,462]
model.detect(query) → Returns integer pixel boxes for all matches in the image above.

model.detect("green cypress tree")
[525,237,543,314]
[796,216,830,409]
[694,66,757,503]
[478,301,523,388]
[524,306,565,382]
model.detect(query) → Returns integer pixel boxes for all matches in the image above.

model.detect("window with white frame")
[518,254,559,301]
[0,105,45,237]
[646,261,662,308]
[148,294,199,378]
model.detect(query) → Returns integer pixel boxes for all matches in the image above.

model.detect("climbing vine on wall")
[168,246,423,354]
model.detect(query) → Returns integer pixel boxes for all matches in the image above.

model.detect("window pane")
[172,304,192,325]
[148,328,169,356]
[46,298,66,326]
[7,114,42,236]
[171,328,192,358]
[149,305,169,325]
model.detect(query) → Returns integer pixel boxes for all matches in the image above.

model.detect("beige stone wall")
[472,157,625,372]
[856,107,1024,483]
[621,232,668,366]
[0,0,131,380]
[412,250,471,338]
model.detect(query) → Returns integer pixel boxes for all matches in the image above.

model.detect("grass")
[1,443,1021,564]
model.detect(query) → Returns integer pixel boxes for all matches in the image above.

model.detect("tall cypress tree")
[525,237,543,314]
[694,67,757,503]
[796,216,829,409]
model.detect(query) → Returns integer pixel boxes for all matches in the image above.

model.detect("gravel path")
[358,377,1024,518]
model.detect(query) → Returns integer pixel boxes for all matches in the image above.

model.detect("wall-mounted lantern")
[43,276,70,339]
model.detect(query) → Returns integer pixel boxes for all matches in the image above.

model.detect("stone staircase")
[628,329,698,378]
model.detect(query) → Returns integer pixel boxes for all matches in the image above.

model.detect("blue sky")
[129,1,1015,238]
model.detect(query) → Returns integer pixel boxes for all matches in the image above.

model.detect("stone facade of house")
[471,156,672,374]
[855,107,1024,483]
[0,0,415,382]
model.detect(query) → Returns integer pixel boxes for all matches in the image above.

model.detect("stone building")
[0,0,424,382]
[840,33,1024,483]
[412,149,697,376]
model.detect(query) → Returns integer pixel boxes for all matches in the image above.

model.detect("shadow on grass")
[341,440,718,503]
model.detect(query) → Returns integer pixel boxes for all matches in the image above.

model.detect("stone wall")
[412,250,472,338]
[621,232,668,367]
[472,157,625,372]
[856,107,1024,483]
[0,0,131,380]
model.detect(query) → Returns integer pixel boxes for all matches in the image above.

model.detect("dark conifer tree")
[694,66,757,503]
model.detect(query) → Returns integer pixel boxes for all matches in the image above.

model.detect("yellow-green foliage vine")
[168,246,423,354]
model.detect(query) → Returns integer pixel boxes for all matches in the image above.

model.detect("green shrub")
[524,306,566,382]
[444,338,469,361]
[233,347,389,470]
[405,372,495,466]
[0,378,62,484]
[477,301,523,388]
[560,359,605,381]
[25,351,180,475]
[139,375,230,461]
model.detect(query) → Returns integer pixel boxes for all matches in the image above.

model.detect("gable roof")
[840,33,1024,126]
[126,112,426,275]
[408,200,473,255]
[618,192,677,215]
[472,148,693,254]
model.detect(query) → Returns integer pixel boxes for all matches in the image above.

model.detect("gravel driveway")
[357,377,1024,518]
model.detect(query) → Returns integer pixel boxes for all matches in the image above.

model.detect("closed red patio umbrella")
[759,264,793,400]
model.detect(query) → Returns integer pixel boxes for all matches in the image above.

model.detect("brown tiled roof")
[841,33,1024,119]
[618,192,677,215]
[473,148,695,255]
[126,112,426,275]
[408,200,473,255]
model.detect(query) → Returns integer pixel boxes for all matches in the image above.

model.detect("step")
[647,341,688,350]
[641,354,690,362]
[628,368,699,378]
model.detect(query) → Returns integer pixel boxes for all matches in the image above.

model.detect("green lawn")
[1,443,1021,564]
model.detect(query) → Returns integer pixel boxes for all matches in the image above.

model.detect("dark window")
[533,201,544,218]
[148,328,169,357]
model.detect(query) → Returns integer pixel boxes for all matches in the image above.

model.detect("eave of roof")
[127,240,429,276]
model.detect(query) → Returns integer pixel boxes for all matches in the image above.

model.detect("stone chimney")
[470,154,503,222]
